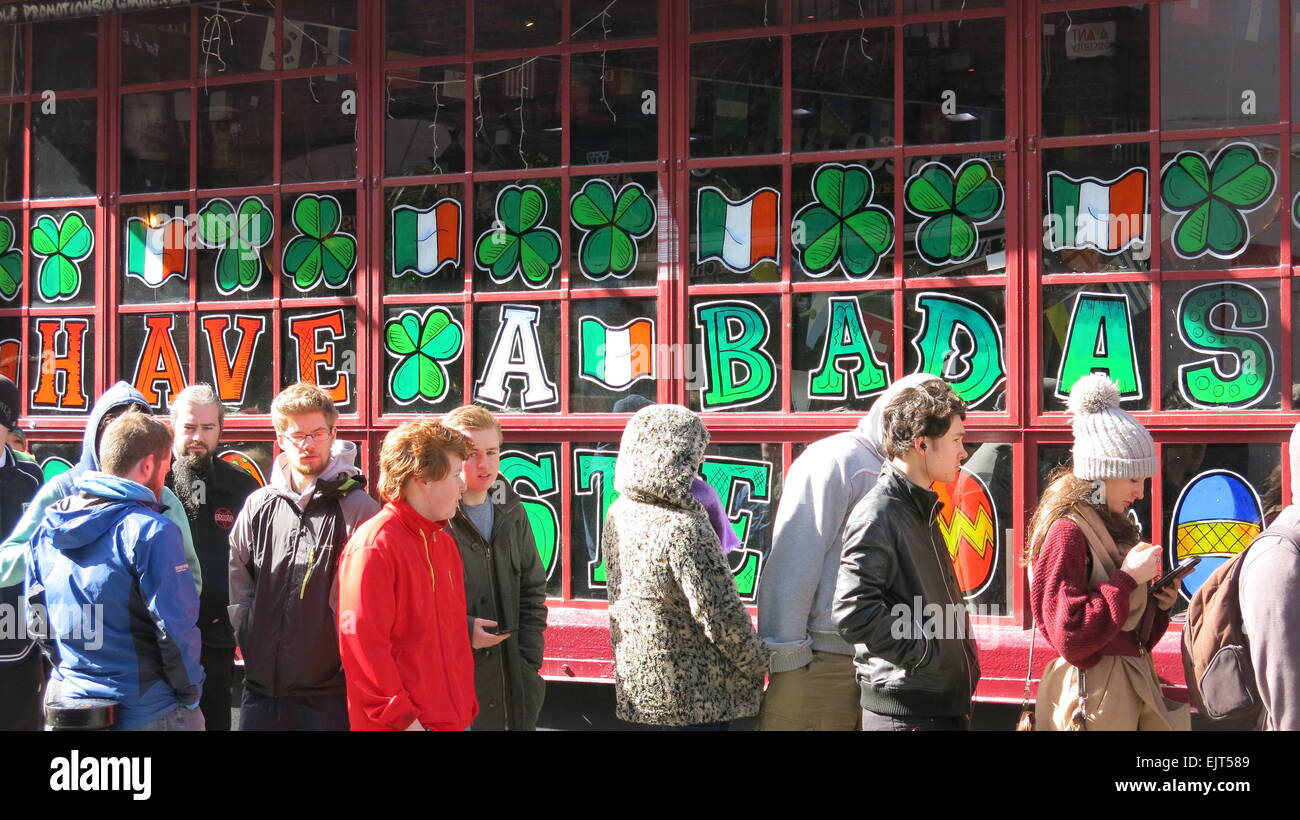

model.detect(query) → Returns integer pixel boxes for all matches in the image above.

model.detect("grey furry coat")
[604,405,769,726]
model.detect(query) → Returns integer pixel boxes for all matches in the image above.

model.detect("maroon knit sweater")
[1030,518,1170,669]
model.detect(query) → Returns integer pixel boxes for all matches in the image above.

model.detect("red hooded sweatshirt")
[337,499,478,731]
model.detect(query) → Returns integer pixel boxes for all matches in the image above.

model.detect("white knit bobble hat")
[1068,373,1156,480]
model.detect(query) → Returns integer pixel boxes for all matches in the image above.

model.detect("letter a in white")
[475,304,558,410]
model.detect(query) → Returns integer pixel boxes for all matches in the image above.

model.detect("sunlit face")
[405,455,467,522]
[922,416,968,484]
[458,427,501,496]
[173,402,222,462]
[278,411,335,478]
[1103,476,1147,516]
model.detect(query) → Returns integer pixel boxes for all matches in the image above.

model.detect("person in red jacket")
[337,418,478,731]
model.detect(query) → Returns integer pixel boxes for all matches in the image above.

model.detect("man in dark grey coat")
[444,405,548,731]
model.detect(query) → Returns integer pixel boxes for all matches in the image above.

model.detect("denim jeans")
[127,703,206,732]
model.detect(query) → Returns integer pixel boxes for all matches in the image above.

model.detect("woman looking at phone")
[1025,374,1190,731]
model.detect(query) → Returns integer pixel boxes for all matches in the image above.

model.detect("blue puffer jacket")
[26,471,205,730]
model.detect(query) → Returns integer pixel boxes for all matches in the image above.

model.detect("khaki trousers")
[756,651,861,731]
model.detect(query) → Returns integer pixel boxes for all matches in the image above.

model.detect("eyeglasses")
[281,428,331,448]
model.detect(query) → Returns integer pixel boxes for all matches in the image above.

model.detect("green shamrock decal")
[30,211,93,302]
[569,179,655,280]
[283,194,358,292]
[0,216,20,301]
[197,197,273,295]
[793,163,893,279]
[1293,191,1300,230]
[385,307,464,404]
[1161,142,1276,261]
[904,158,1004,267]
[474,185,561,289]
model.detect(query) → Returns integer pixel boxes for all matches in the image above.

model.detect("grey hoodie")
[1239,422,1300,730]
[757,373,940,673]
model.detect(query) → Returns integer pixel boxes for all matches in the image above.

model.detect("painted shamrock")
[197,197,273,295]
[1161,142,1276,261]
[474,185,561,289]
[385,306,463,404]
[793,163,893,279]
[904,158,1004,267]
[30,211,94,302]
[283,194,358,291]
[569,179,655,279]
[0,216,20,301]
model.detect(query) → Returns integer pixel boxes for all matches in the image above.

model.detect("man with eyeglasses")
[228,382,380,731]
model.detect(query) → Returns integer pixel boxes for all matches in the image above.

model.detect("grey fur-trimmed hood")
[613,404,708,509]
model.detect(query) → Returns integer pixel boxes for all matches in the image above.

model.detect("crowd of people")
[0,371,1295,731]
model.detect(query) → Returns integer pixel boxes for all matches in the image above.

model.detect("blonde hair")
[442,404,502,439]
[271,382,338,434]
[377,418,473,502]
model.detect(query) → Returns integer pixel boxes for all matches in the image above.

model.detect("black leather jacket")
[833,462,980,718]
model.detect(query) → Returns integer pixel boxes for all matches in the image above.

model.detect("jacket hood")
[614,404,708,508]
[854,373,942,464]
[271,439,364,507]
[43,471,161,551]
[76,382,154,474]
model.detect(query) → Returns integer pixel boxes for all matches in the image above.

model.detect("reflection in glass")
[792,290,893,412]
[282,0,356,68]
[903,19,1005,144]
[121,8,192,85]
[0,103,22,202]
[793,0,892,21]
[475,0,563,51]
[473,57,562,171]
[32,19,97,91]
[282,75,357,183]
[387,0,465,58]
[1041,282,1151,412]
[121,92,191,194]
[571,49,658,165]
[792,29,893,153]
[0,23,23,95]
[1162,0,1279,130]
[691,0,781,31]
[690,39,781,157]
[1041,7,1148,137]
[1041,144,1150,275]
[197,2,272,78]
[198,82,274,189]
[572,0,657,40]
[32,99,98,199]
[386,69,468,177]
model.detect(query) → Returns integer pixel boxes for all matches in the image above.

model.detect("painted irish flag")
[697,187,779,272]
[125,217,188,287]
[579,316,655,390]
[1046,169,1148,254]
[391,200,461,276]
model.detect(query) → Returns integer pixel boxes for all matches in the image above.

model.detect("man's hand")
[471,618,509,649]
[1153,584,1179,611]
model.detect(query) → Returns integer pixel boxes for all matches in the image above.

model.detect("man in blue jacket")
[26,411,205,730]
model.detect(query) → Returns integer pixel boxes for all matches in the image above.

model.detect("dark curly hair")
[880,380,966,460]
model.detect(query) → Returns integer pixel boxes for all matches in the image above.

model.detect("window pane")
[385,183,465,295]
[282,0,356,69]
[196,195,275,302]
[903,19,1005,145]
[475,0,563,51]
[903,0,1000,12]
[572,0,657,40]
[688,294,782,413]
[32,19,97,91]
[570,172,659,288]
[28,312,94,414]
[1159,137,1280,271]
[282,75,357,184]
[385,68,468,177]
[471,300,561,412]
[29,208,96,307]
[197,313,274,414]
[571,48,658,165]
[904,286,1008,411]
[30,441,83,479]
[793,290,893,412]
[949,441,1013,610]
[121,91,191,194]
[1041,282,1151,412]
[792,28,894,154]
[120,200,190,305]
[0,103,22,202]
[281,190,358,297]
[32,98,98,199]
[569,297,657,411]
[197,2,271,79]
[121,8,192,86]
[793,0,893,21]
[472,180,563,293]
[0,23,23,95]
[216,442,273,480]
[387,0,466,58]
[691,165,782,285]
[381,303,466,413]
[1041,7,1148,137]
[473,57,562,171]
[691,0,782,32]
[902,152,1007,278]
[0,211,22,304]
[1162,0,1279,130]
[496,442,563,598]
[792,160,895,282]
[690,38,782,157]
[0,315,20,376]
[572,440,615,600]
[119,312,190,413]
[1042,144,1150,275]
[282,306,357,411]
[1162,279,1280,411]
[198,81,274,189]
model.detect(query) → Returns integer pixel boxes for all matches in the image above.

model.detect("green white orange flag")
[125,217,188,287]
[579,316,655,390]
[1046,168,1147,254]
[697,187,779,272]
[392,201,461,276]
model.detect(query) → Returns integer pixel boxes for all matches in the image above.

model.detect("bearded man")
[166,384,260,731]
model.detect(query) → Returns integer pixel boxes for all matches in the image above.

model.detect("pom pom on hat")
[1067,373,1121,416]
[1067,374,1156,481]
